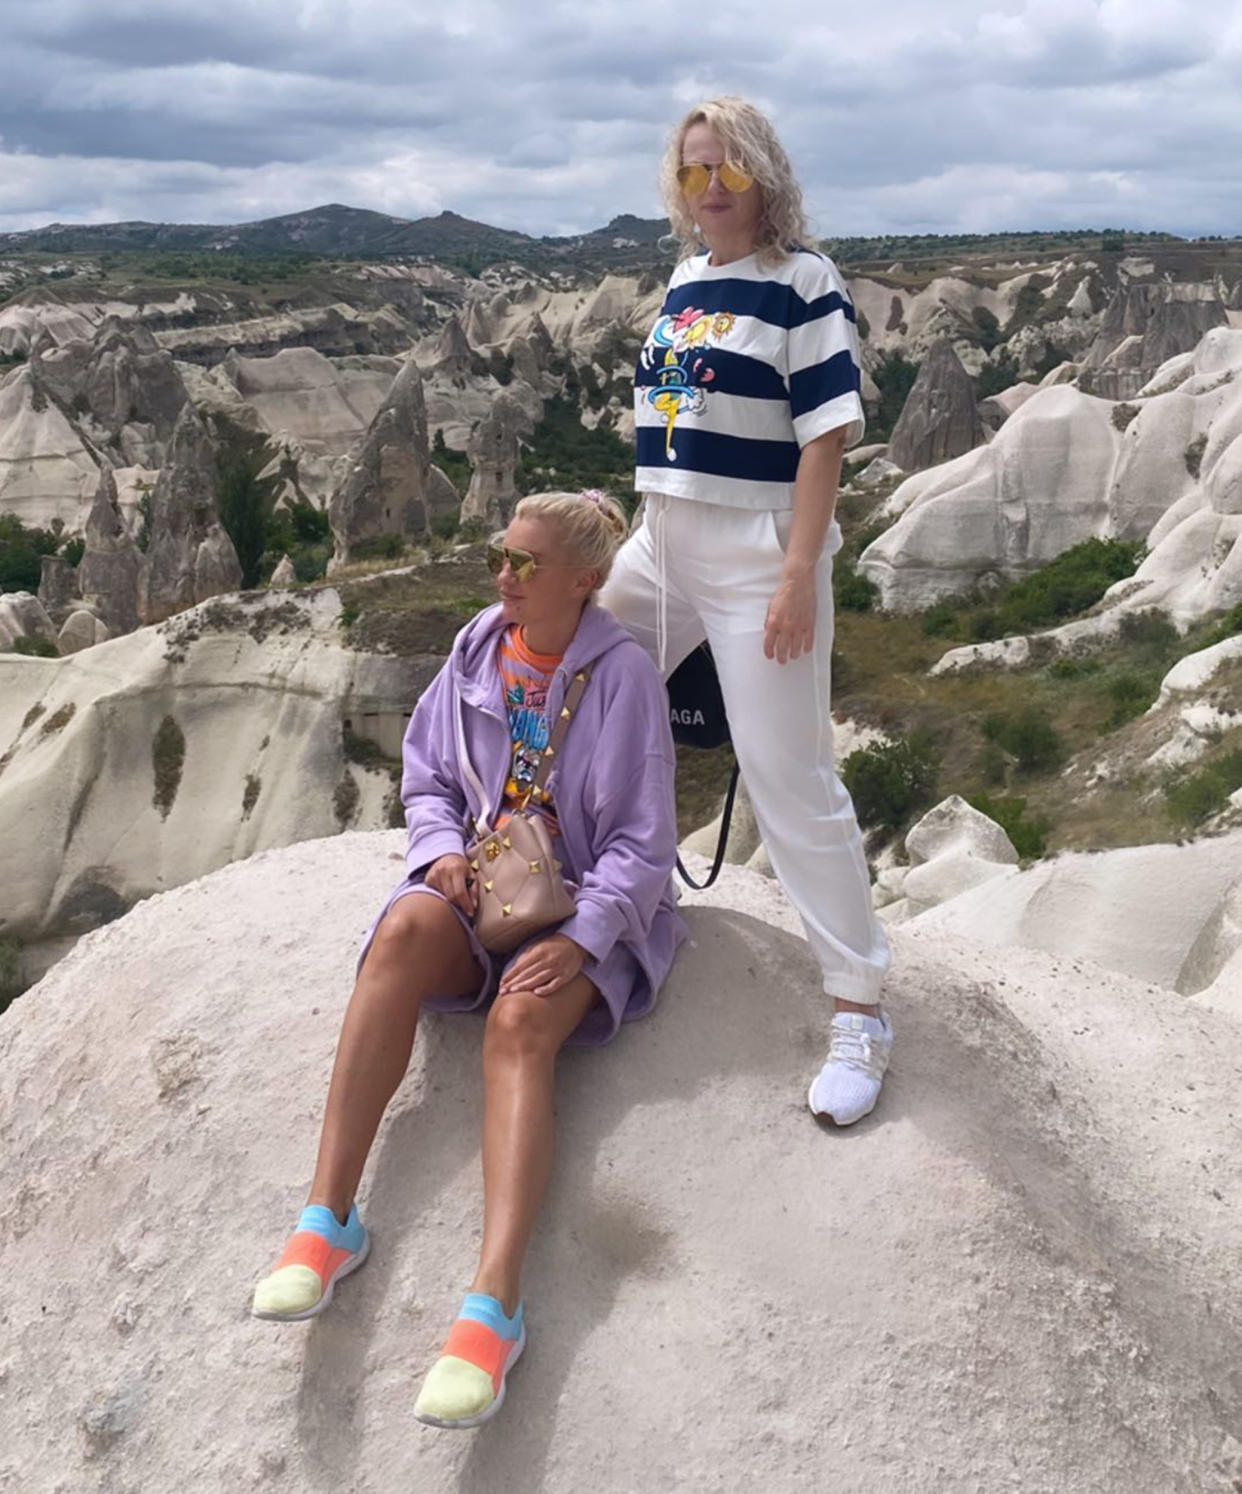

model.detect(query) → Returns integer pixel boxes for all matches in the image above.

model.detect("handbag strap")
[453,674,494,836]
[455,663,593,833]
[526,667,591,800]
[676,759,740,891]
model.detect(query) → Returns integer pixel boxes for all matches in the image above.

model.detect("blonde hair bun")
[511,489,630,593]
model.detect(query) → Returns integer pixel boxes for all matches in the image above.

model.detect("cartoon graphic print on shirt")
[496,627,562,830]
[638,308,737,460]
[504,675,551,802]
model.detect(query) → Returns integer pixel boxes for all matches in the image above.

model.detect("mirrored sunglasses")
[676,160,754,196]
[486,537,583,583]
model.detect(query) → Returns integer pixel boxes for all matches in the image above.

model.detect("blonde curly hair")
[512,490,629,596]
[661,96,809,268]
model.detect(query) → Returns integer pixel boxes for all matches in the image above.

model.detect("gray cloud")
[2,0,1241,237]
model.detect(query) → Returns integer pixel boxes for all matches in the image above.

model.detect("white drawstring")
[651,493,669,677]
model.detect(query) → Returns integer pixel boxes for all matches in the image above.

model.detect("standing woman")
[601,96,893,1125]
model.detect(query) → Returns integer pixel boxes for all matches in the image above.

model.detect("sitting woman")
[251,490,686,1429]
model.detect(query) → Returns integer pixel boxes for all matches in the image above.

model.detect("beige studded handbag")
[454,667,591,955]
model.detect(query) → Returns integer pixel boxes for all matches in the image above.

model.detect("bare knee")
[484,992,561,1063]
[369,893,450,961]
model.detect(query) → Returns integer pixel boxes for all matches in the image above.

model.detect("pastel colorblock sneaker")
[251,1203,370,1321]
[414,1294,526,1430]
[808,1009,894,1126]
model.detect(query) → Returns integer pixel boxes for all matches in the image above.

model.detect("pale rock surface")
[139,405,242,624]
[876,796,1019,923]
[329,357,433,564]
[36,554,79,626]
[56,608,109,654]
[0,363,101,530]
[913,830,1242,993]
[1080,281,1229,399]
[854,455,903,488]
[31,317,188,468]
[888,339,985,471]
[978,380,1038,431]
[77,465,145,638]
[1157,635,1242,701]
[269,554,296,586]
[2,845,1240,1492]
[460,390,534,528]
[0,588,431,948]
[0,591,56,649]
[860,385,1119,609]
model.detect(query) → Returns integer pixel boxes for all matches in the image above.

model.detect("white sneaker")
[807,1009,893,1126]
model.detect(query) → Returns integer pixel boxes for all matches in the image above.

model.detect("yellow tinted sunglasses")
[486,537,582,584]
[676,159,754,196]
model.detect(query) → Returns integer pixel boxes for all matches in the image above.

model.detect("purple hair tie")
[578,488,609,508]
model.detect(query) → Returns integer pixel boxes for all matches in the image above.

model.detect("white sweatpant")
[599,493,891,1004]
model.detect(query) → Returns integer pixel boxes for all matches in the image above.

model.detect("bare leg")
[307,893,483,1220]
[468,975,601,1314]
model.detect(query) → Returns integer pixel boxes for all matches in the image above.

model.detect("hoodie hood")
[450,601,638,704]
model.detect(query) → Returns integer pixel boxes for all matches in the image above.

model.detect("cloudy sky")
[3,0,1241,239]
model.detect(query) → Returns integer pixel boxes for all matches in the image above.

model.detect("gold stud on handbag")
[455,665,592,955]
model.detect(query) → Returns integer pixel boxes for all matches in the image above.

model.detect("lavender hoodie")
[400,601,687,1021]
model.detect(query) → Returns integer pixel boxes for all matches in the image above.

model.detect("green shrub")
[1111,403,1140,432]
[967,792,1049,858]
[842,731,941,835]
[835,557,878,613]
[971,306,1002,352]
[1203,602,1242,648]
[11,634,58,657]
[981,707,1064,774]
[333,771,360,828]
[431,428,471,494]
[1184,433,1207,480]
[1164,750,1242,829]
[0,512,76,593]
[921,602,958,637]
[213,418,284,588]
[868,351,920,441]
[1103,670,1161,729]
[1049,655,1100,679]
[515,396,633,495]
[976,351,1020,401]
[152,715,186,819]
[1118,609,1178,650]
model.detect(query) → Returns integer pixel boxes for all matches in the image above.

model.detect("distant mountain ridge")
[0,203,672,262]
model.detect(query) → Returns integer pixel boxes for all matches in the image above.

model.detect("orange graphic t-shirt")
[496,626,563,830]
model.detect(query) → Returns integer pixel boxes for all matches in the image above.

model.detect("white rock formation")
[912,830,1242,993]
[0,591,56,650]
[0,363,101,530]
[1,845,1239,1491]
[861,385,1119,609]
[55,608,109,654]
[863,324,1242,626]
[873,796,1019,923]
[0,588,432,950]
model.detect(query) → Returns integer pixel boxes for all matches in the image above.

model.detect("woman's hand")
[424,852,476,916]
[498,934,586,997]
[764,566,817,664]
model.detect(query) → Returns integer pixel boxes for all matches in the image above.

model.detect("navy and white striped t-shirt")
[634,247,865,510]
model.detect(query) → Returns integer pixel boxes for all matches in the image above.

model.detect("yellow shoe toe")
[252,1264,322,1318]
[415,1356,495,1424]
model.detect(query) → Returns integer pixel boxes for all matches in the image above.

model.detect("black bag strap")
[676,760,741,891]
